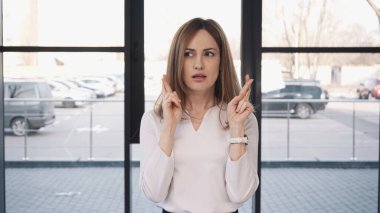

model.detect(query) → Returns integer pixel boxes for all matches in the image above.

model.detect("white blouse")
[139,105,259,213]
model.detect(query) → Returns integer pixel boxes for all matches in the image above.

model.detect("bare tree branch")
[367,0,380,33]
[367,0,380,16]
[310,0,328,79]
[282,7,293,47]
[281,6,295,78]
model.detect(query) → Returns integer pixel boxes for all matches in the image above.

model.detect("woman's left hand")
[227,74,254,136]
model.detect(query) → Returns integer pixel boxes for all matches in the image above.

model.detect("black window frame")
[0,0,379,212]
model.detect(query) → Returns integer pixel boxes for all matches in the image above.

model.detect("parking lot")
[4,96,379,162]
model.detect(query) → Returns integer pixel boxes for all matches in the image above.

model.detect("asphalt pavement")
[4,101,379,162]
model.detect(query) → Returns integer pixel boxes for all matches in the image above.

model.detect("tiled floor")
[5,166,378,213]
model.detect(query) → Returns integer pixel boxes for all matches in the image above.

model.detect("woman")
[140,17,259,213]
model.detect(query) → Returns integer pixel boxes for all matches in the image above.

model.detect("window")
[144,0,241,110]
[1,0,378,212]
[261,0,380,212]
[2,1,126,212]
[7,84,37,99]
[262,0,380,47]
[3,0,124,46]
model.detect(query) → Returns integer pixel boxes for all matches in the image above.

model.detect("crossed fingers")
[162,75,181,108]
[236,74,254,113]
[162,75,172,94]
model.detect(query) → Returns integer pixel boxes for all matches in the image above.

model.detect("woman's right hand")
[161,75,182,127]
[159,75,182,156]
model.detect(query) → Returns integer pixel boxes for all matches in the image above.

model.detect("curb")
[5,161,378,169]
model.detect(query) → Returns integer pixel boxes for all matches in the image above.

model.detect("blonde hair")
[155,18,242,127]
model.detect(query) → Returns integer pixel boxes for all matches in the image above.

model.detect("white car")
[74,77,116,97]
[51,79,97,99]
[48,81,93,108]
[99,75,125,92]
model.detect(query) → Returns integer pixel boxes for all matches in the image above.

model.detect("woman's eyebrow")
[203,48,217,51]
[185,48,217,51]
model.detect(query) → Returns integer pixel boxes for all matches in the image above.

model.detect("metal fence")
[260,99,379,161]
[3,98,380,161]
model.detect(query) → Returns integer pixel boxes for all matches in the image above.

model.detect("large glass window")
[3,0,124,46]
[261,0,379,210]
[3,0,126,212]
[263,0,380,47]
[137,0,244,212]
[144,0,241,109]
[261,52,379,211]
[262,53,379,161]
[4,52,124,161]
[2,0,379,212]
[4,52,125,212]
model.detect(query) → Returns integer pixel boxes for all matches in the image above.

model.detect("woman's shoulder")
[246,112,258,128]
[216,102,228,112]
[141,109,161,124]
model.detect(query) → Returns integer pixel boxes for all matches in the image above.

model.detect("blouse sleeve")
[225,113,260,203]
[139,112,175,203]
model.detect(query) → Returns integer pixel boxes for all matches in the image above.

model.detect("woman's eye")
[184,51,194,57]
[205,51,215,57]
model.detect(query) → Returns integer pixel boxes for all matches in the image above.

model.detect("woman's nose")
[193,56,204,70]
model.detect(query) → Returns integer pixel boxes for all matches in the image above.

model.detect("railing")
[3,98,379,161]
[261,99,379,161]
[4,98,124,161]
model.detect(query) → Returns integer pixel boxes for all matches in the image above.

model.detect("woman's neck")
[186,92,215,112]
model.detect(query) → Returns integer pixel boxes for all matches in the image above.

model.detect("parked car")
[4,78,56,136]
[64,79,106,98]
[103,75,125,92]
[356,78,380,99]
[48,80,93,108]
[74,77,116,97]
[262,80,329,119]
[50,78,97,99]
[81,75,120,93]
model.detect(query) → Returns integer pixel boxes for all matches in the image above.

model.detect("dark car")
[4,78,56,136]
[356,78,380,99]
[262,80,329,119]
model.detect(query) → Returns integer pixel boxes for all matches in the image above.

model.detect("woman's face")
[182,29,220,95]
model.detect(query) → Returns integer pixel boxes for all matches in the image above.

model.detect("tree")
[367,0,380,34]
[276,0,380,80]
[280,0,329,79]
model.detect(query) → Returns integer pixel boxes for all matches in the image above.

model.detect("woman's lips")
[192,74,207,82]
